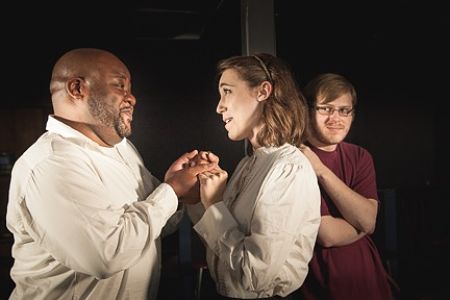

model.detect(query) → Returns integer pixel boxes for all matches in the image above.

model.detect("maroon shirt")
[299,142,393,300]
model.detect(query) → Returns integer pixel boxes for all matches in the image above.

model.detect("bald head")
[48,48,136,146]
[50,48,126,97]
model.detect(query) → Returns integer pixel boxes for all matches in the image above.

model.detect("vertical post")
[241,0,276,56]
[241,0,276,153]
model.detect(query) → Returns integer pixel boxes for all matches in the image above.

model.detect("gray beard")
[87,97,131,138]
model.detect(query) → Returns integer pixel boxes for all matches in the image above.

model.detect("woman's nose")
[216,98,226,114]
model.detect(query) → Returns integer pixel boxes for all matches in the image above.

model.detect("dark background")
[1,1,448,299]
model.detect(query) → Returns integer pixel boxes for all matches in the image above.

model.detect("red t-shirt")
[299,142,393,300]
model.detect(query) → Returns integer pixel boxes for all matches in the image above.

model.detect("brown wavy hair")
[217,53,308,147]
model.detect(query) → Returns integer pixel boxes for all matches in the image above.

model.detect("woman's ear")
[66,77,86,101]
[256,81,273,102]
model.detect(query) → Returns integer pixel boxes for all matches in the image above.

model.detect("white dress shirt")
[6,116,178,300]
[188,144,321,298]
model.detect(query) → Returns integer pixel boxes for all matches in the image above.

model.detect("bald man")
[6,48,214,300]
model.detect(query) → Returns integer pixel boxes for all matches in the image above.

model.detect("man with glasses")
[297,73,393,299]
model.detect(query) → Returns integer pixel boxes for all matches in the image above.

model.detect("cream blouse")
[189,143,321,298]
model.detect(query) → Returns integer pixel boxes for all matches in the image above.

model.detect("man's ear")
[256,81,272,102]
[66,77,86,101]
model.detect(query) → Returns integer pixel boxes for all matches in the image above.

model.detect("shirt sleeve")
[354,149,378,201]
[186,202,206,224]
[194,160,321,293]
[161,204,185,237]
[21,152,178,279]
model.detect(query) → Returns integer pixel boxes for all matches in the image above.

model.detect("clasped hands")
[164,150,228,208]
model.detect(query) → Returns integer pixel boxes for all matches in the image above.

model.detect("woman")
[188,53,321,299]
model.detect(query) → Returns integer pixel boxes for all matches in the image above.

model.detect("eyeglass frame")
[315,105,355,117]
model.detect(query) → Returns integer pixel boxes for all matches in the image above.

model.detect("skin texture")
[308,93,354,151]
[216,69,271,149]
[197,68,272,209]
[50,48,136,147]
[50,48,215,197]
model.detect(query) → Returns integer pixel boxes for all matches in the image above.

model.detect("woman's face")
[216,69,264,147]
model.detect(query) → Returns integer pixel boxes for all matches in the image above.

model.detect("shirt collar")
[46,115,127,148]
[253,143,290,157]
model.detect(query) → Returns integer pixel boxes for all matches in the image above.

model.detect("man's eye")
[339,108,353,115]
[115,82,125,89]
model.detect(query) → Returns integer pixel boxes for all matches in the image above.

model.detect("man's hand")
[165,162,216,198]
[164,150,199,182]
[178,151,220,204]
[189,151,219,167]
[299,144,326,177]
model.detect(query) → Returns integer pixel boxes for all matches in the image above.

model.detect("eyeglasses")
[315,105,354,117]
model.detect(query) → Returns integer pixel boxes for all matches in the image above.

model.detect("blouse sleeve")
[194,159,321,293]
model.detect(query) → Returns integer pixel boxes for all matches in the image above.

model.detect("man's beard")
[311,121,345,146]
[88,96,131,138]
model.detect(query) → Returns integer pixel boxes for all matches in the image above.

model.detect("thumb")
[206,151,220,164]
[184,149,199,160]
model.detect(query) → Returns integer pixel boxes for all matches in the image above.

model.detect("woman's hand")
[199,167,228,209]
[179,151,221,204]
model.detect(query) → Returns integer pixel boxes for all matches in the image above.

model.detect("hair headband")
[253,55,273,83]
